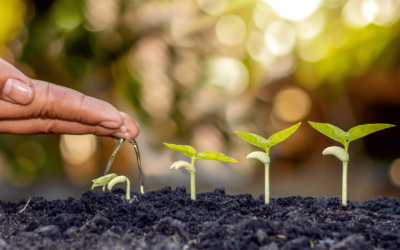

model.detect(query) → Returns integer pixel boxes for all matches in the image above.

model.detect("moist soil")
[1,187,400,250]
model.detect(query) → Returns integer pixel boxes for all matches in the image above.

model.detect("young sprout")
[164,143,237,200]
[92,173,131,200]
[235,122,301,204]
[102,138,144,194]
[309,122,396,205]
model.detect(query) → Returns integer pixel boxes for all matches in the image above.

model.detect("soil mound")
[1,186,400,249]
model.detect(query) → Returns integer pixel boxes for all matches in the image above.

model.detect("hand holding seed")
[0,59,139,140]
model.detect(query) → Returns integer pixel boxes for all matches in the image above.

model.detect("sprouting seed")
[235,122,301,204]
[163,143,237,200]
[309,122,395,205]
[92,173,131,200]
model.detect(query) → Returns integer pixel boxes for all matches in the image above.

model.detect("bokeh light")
[263,0,321,21]
[273,87,311,122]
[216,15,247,46]
[390,158,400,186]
[0,0,24,50]
[295,10,326,40]
[267,54,297,77]
[342,0,371,28]
[297,36,329,62]
[16,141,46,168]
[60,135,97,165]
[246,31,275,65]
[206,57,249,95]
[265,21,296,56]
[253,3,276,30]
[197,0,228,15]
[84,0,119,32]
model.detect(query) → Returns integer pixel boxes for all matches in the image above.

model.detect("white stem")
[342,161,348,206]
[265,163,269,204]
[108,176,131,200]
[191,172,196,200]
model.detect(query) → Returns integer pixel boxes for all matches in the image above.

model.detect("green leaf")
[267,122,301,147]
[308,121,346,145]
[346,124,396,142]
[197,151,238,163]
[234,131,268,150]
[92,173,118,189]
[163,143,197,158]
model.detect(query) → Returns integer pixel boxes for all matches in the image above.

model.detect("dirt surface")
[1,187,400,250]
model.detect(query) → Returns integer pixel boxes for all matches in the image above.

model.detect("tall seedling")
[309,122,395,205]
[164,143,237,200]
[235,122,301,204]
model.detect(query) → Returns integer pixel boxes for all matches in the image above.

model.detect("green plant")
[235,122,301,204]
[163,143,237,200]
[309,121,396,205]
[102,138,144,194]
[92,173,131,200]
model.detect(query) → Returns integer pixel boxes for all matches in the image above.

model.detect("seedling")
[309,121,396,205]
[235,122,301,204]
[164,143,237,200]
[102,138,144,194]
[92,173,131,200]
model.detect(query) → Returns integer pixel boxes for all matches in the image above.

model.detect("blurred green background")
[1,0,400,202]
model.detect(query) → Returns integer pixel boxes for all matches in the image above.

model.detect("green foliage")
[197,152,238,163]
[235,122,302,152]
[345,124,396,142]
[163,143,197,158]
[308,122,346,145]
[309,122,395,147]
[267,122,302,147]
[164,143,237,163]
[91,173,117,189]
[234,132,268,150]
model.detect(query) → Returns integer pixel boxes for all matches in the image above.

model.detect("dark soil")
[1,187,400,250]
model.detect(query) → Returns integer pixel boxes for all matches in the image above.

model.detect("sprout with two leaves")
[309,122,396,206]
[235,122,301,204]
[164,143,237,200]
[92,174,131,200]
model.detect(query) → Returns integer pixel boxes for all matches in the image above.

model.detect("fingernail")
[2,78,33,105]
[99,121,119,129]
[113,132,127,139]
[121,125,127,133]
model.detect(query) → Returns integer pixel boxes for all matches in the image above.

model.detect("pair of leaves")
[92,173,117,189]
[163,143,238,163]
[309,122,395,147]
[234,122,301,151]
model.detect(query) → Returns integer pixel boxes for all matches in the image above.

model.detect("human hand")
[0,59,139,140]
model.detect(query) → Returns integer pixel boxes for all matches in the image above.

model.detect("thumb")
[0,59,35,105]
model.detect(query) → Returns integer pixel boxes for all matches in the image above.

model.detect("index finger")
[0,79,123,129]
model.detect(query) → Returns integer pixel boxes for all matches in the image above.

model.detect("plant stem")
[190,172,196,200]
[190,157,196,200]
[342,161,348,206]
[126,177,131,200]
[265,163,270,204]
[343,143,349,206]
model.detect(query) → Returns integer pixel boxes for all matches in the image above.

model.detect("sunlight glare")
[263,0,321,21]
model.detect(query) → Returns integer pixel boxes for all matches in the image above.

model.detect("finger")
[0,118,132,139]
[0,59,35,105]
[0,80,123,129]
[113,112,140,141]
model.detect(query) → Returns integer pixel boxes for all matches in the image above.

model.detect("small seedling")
[235,122,301,204]
[102,138,144,194]
[92,173,131,200]
[309,121,396,205]
[164,143,237,200]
